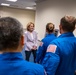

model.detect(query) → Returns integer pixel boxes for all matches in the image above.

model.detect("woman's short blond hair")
[26,22,35,31]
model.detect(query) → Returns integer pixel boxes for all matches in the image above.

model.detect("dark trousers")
[25,50,37,63]
[75,71,76,75]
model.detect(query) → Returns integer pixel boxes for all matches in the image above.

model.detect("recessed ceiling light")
[26,7,33,10]
[1,3,10,6]
[6,0,17,2]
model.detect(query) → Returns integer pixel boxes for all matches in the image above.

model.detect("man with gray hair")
[0,17,44,75]
[41,16,76,75]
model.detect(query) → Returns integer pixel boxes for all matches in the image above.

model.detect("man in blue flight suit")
[41,16,76,75]
[36,23,56,63]
[0,17,44,75]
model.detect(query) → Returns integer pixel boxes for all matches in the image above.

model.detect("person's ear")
[59,25,62,29]
[59,25,62,34]
[46,28,48,32]
[21,35,24,46]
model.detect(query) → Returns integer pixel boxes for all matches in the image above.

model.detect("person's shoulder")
[33,31,38,34]
[29,62,44,75]
[42,36,51,42]
[28,62,44,70]
[49,36,63,46]
[24,31,29,35]
[48,34,57,39]
[41,37,46,43]
[43,34,55,40]
[23,61,44,75]
[24,31,27,34]
[41,36,51,45]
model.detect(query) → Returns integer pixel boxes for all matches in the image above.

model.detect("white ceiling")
[0,0,38,10]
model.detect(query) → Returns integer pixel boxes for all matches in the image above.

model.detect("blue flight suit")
[0,52,44,75]
[36,33,56,63]
[41,32,76,75]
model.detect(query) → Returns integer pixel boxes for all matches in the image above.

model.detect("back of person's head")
[46,23,54,33]
[0,17,23,51]
[60,16,76,32]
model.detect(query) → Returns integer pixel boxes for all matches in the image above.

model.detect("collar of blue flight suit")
[46,33,55,37]
[58,32,75,38]
[0,52,23,61]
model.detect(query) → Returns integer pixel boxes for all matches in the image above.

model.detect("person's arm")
[34,32,38,49]
[75,46,76,74]
[24,33,33,50]
[35,32,38,46]
[41,44,60,75]
[36,40,45,63]
[36,65,45,75]
[25,65,45,75]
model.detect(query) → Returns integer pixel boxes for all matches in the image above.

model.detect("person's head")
[59,16,76,34]
[46,23,54,34]
[26,22,35,32]
[0,17,24,52]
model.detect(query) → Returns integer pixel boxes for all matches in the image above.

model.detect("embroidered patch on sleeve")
[47,45,57,53]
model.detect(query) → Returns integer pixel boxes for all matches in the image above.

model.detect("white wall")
[0,6,35,28]
[35,0,76,39]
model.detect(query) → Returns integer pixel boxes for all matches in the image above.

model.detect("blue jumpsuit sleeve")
[25,70,45,75]
[24,64,45,75]
[24,72,35,75]
[75,46,76,71]
[41,44,60,75]
[36,39,45,63]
